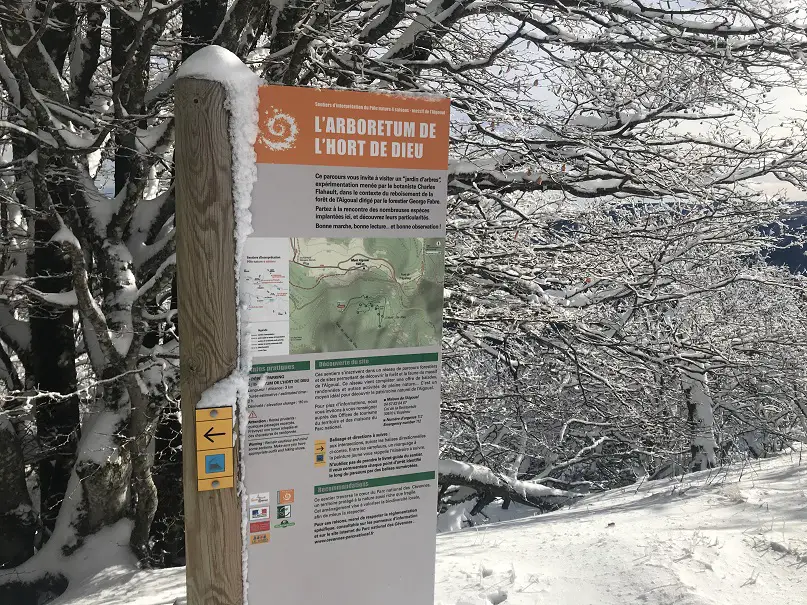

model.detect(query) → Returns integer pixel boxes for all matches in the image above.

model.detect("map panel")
[242,238,291,356]
[289,237,443,353]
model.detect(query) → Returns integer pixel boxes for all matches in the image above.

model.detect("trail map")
[288,237,443,353]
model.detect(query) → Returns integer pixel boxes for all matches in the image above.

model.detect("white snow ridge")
[49,452,806,605]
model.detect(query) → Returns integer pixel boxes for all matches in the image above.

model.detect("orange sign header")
[255,86,450,170]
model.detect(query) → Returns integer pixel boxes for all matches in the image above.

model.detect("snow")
[57,128,96,149]
[144,73,176,106]
[127,191,174,268]
[135,119,172,154]
[176,45,259,93]
[439,459,574,501]
[383,0,461,60]
[0,519,137,604]
[437,499,544,534]
[79,410,125,465]
[0,54,20,106]
[50,220,81,249]
[177,45,261,604]
[135,253,176,299]
[195,372,244,412]
[360,0,394,38]
[36,290,79,306]
[50,565,185,605]
[104,242,138,357]
[5,43,23,58]
[79,167,123,239]
[45,451,807,605]
[437,452,807,605]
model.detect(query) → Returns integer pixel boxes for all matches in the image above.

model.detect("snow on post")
[175,45,261,605]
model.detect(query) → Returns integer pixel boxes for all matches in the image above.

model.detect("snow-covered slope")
[51,452,806,605]
[437,451,806,605]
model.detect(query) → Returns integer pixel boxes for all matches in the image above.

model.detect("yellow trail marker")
[195,407,235,490]
[314,439,327,467]
[195,417,233,451]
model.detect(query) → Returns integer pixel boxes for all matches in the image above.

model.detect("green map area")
[289,237,444,354]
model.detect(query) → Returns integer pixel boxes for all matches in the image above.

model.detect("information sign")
[243,86,449,605]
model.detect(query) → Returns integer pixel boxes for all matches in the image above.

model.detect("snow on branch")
[22,287,79,307]
[383,0,468,60]
[439,459,582,509]
[135,253,176,300]
[360,0,406,44]
[77,167,123,240]
[0,53,20,106]
[135,118,173,155]
[49,225,119,363]
[0,120,57,147]
[0,274,78,309]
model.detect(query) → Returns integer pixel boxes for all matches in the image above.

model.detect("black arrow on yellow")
[204,426,226,443]
[316,445,325,452]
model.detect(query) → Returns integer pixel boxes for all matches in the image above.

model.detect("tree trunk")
[150,397,184,566]
[30,191,81,539]
[683,364,717,472]
[128,383,161,560]
[33,361,131,553]
[0,416,37,568]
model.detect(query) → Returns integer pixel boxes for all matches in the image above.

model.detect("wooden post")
[175,77,244,605]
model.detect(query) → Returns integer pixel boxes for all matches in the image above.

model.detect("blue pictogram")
[205,453,225,474]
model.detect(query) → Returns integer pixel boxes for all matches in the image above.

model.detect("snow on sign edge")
[177,44,262,605]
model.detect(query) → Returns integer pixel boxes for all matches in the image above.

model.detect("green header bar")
[314,471,436,495]
[315,353,438,370]
[250,361,311,374]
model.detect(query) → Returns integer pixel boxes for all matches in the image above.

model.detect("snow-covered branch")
[439,459,583,509]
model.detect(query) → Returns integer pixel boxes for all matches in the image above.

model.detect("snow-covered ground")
[437,451,807,605]
[51,452,806,605]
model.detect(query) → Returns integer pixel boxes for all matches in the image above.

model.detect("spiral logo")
[260,107,298,151]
